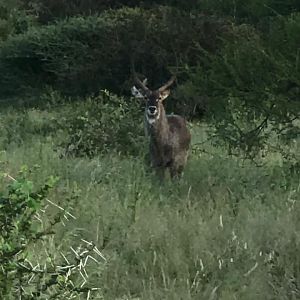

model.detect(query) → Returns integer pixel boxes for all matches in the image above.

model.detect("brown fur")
[146,102,191,178]
[131,72,191,178]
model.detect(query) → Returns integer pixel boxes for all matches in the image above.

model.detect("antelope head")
[131,73,176,124]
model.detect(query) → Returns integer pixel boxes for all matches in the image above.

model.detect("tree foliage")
[178,19,299,157]
[0,7,225,96]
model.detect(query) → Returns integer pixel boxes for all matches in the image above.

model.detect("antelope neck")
[148,104,169,144]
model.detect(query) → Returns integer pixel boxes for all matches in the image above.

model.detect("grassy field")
[1,104,300,299]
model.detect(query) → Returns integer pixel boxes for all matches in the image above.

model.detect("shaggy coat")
[146,102,191,178]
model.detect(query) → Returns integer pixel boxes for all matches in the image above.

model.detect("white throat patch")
[146,109,160,125]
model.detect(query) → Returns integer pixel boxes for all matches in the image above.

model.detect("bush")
[60,90,145,157]
[0,1,37,40]
[0,6,226,96]
[0,89,145,157]
[23,0,300,24]
[0,167,104,299]
[179,20,300,158]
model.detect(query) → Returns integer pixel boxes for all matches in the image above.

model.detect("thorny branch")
[16,239,105,299]
[1,177,105,299]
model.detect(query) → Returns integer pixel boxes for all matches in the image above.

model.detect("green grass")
[0,105,300,299]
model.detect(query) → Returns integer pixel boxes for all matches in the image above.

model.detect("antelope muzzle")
[147,106,157,116]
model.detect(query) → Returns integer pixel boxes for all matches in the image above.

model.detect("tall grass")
[0,103,299,299]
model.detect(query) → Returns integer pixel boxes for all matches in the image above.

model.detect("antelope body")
[132,74,191,178]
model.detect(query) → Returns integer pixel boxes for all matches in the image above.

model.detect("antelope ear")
[159,90,170,101]
[131,86,145,100]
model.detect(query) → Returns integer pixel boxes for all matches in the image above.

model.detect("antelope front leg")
[151,159,166,180]
[169,165,183,179]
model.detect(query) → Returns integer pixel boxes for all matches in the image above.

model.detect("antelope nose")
[148,106,157,115]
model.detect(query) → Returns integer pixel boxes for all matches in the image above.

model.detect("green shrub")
[0,90,145,157]
[0,1,36,41]
[0,6,226,96]
[22,0,300,24]
[0,167,104,299]
[178,20,300,158]
[61,90,145,157]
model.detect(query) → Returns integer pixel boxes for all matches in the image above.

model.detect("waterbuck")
[131,73,191,178]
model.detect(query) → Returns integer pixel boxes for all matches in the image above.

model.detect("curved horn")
[133,74,150,94]
[158,75,176,92]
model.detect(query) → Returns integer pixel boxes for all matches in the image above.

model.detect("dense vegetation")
[0,0,299,299]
